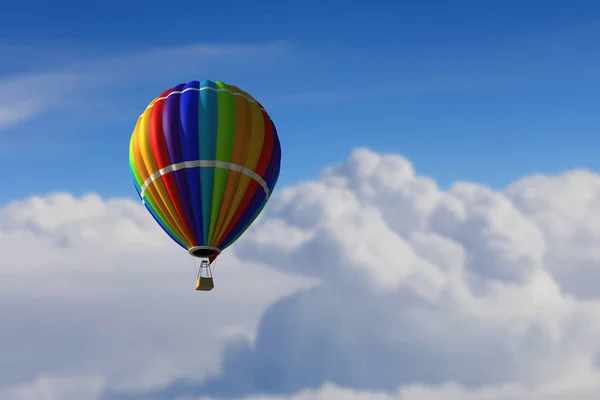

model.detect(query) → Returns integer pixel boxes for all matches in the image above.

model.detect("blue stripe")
[221,196,267,250]
[264,121,282,189]
[198,80,218,245]
[180,80,204,245]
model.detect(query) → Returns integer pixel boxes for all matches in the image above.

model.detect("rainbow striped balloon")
[129,80,281,261]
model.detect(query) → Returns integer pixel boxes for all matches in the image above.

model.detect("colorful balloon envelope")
[129,80,281,289]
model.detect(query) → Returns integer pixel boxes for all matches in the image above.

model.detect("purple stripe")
[163,83,198,243]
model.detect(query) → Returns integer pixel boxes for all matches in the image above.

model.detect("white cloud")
[0,42,287,129]
[174,377,600,400]
[506,170,600,300]
[0,374,105,400]
[3,148,600,400]
[0,71,89,128]
[0,193,312,397]
[165,148,600,399]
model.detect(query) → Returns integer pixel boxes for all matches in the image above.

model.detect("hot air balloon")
[129,80,281,291]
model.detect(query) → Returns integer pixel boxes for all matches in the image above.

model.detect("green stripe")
[208,81,237,243]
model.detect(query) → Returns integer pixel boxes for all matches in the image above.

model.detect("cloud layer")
[3,148,600,400]
[0,193,310,398]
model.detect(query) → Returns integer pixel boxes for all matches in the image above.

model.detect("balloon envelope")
[129,80,281,261]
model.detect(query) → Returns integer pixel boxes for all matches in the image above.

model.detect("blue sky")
[4,3,600,399]
[1,0,599,204]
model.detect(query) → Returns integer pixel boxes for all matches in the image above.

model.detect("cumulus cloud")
[506,170,600,300]
[0,193,311,398]
[3,148,600,400]
[140,148,600,399]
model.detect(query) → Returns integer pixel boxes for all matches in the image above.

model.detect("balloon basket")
[195,259,214,291]
[195,277,214,291]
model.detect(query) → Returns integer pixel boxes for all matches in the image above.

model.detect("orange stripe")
[211,85,253,244]
[213,92,265,245]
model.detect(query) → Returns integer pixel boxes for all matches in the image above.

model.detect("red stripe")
[148,88,195,242]
[149,89,172,169]
[217,111,275,245]
[254,111,276,176]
